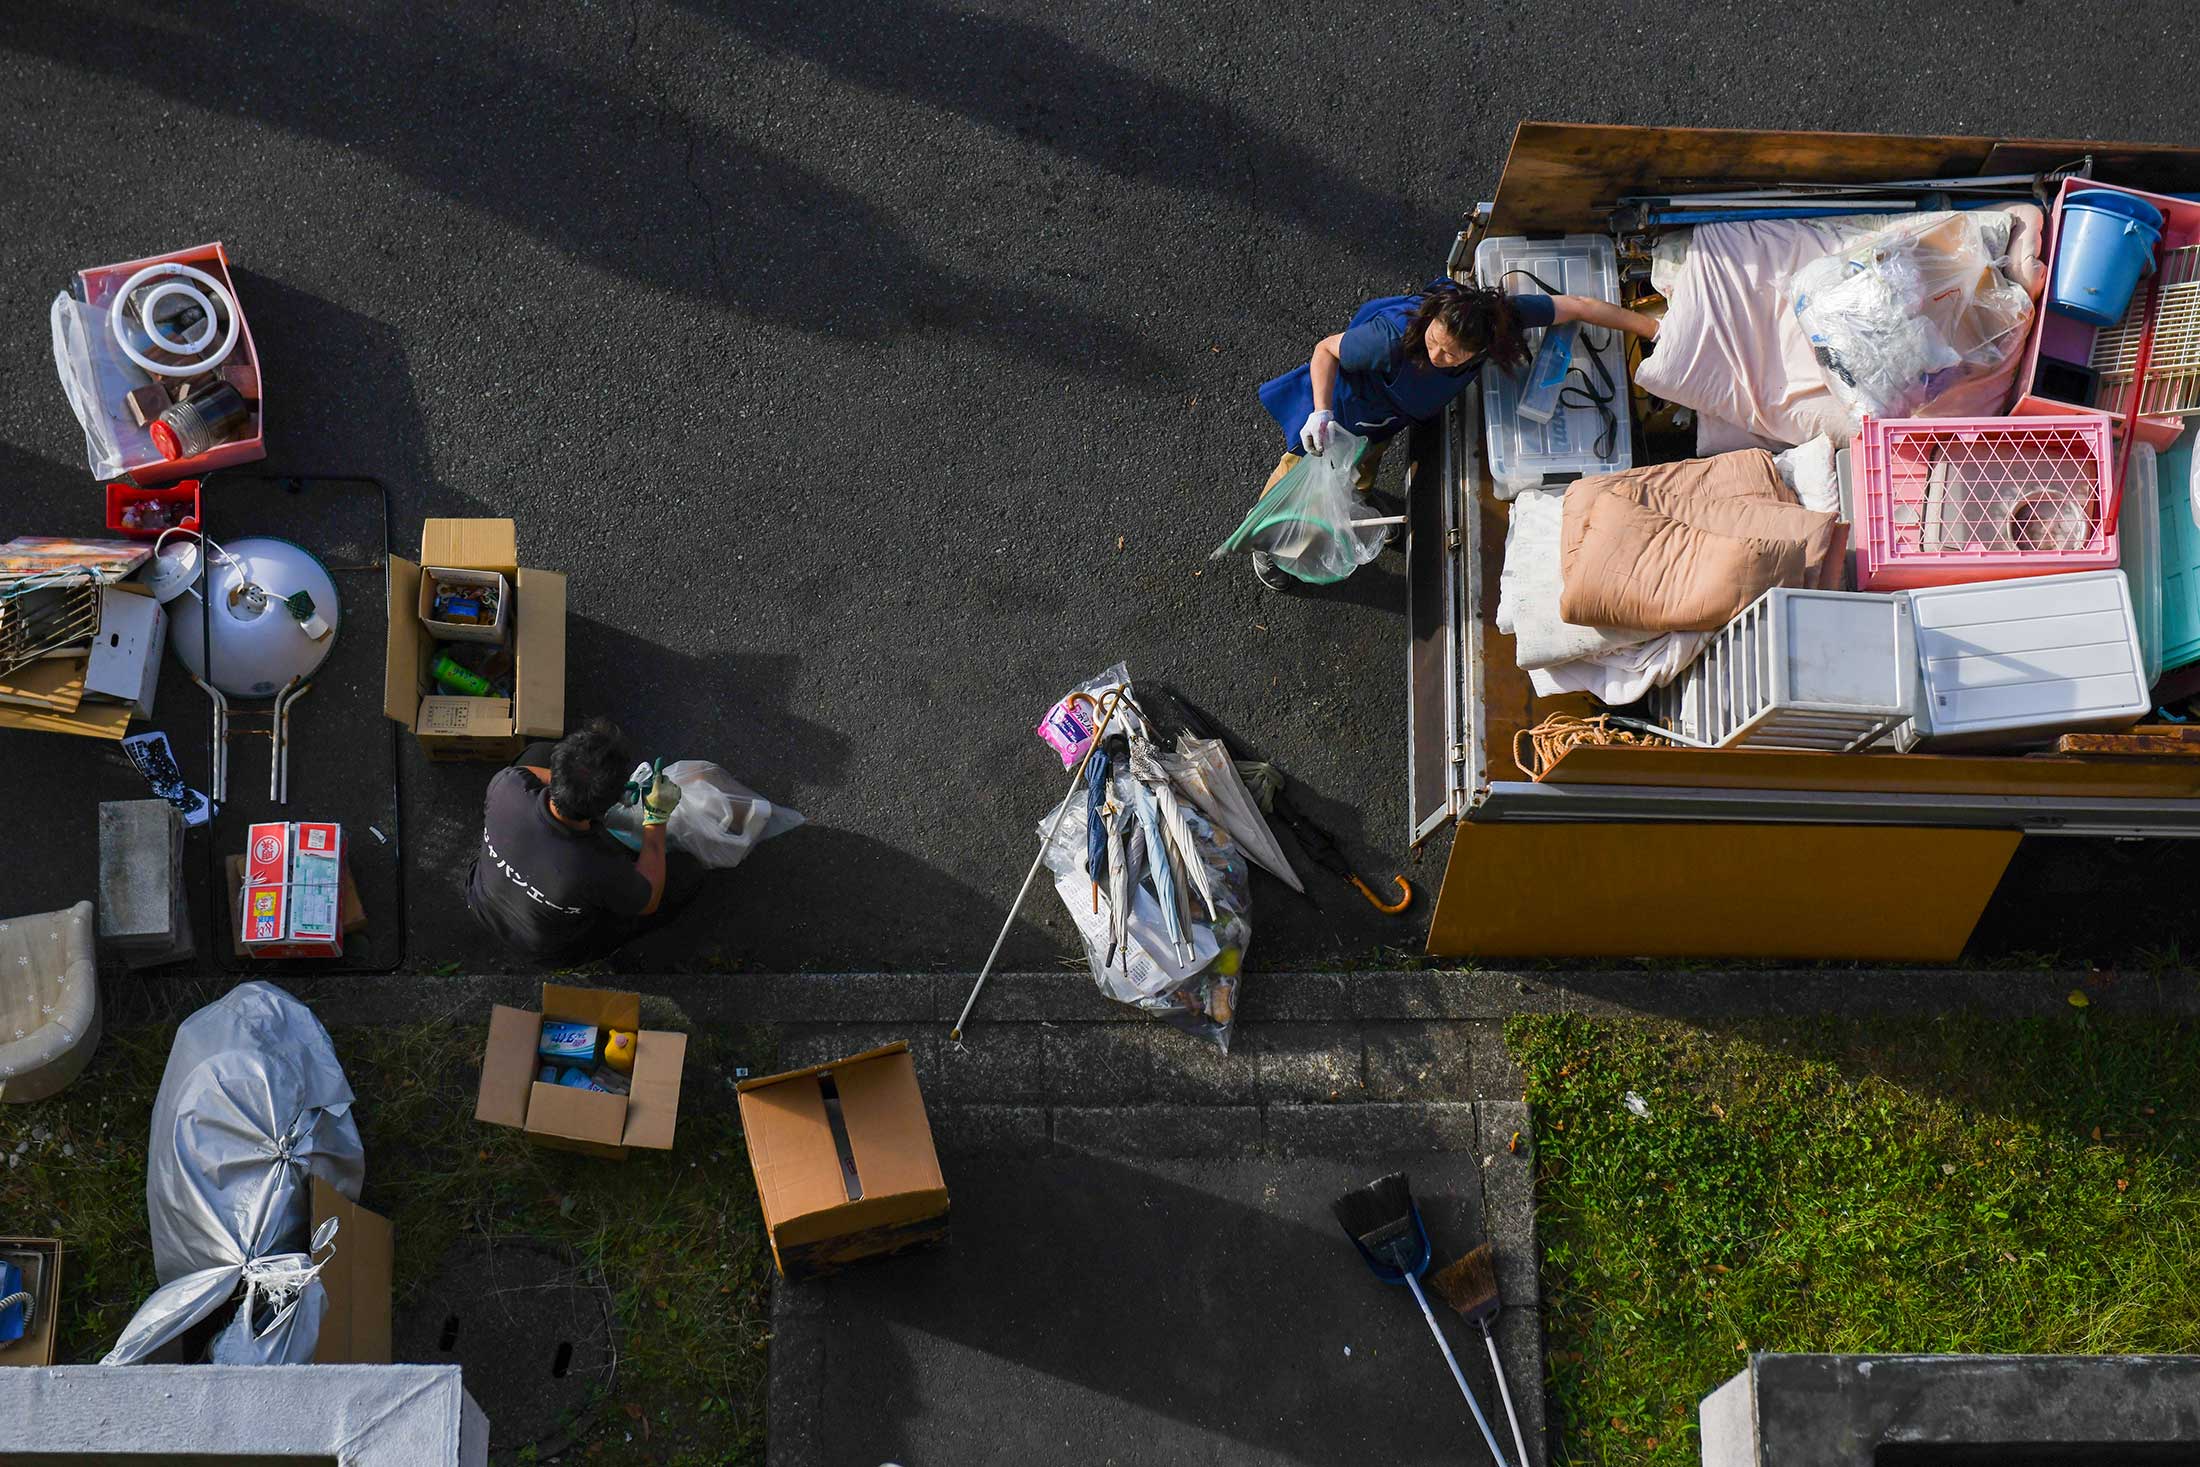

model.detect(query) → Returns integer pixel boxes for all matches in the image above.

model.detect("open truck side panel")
[1413,122,2200,962]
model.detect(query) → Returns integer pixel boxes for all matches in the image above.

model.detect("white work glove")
[1299,409,1335,456]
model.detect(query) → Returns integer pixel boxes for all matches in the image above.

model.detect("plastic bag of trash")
[605,759,805,868]
[1211,429,1388,584]
[1034,660,1137,768]
[50,292,150,480]
[1039,785,1251,1053]
[104,982,363,1365]
[1790,211,2035,425]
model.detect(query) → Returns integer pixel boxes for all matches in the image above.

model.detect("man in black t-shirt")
[465,717,692,962]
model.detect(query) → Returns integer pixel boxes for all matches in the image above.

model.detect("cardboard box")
[385,517,564,762]
[419,565,511,645]
[0,1238,61,1367]
[241,821,346,958]
[85,583,166,718]
[226,852,366,956]
[474,984,687,1161]
[310,1178,392,1364]
[737,1042,949,1280]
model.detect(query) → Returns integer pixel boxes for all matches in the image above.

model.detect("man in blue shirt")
[1250,278,1659,585]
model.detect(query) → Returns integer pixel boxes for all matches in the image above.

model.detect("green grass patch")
[1508,1012,2200,1465]
[0,1017,778,1466]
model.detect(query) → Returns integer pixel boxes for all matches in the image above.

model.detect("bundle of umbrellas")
[1084,731,1220,971]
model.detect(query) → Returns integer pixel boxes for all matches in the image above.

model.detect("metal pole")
[948,681,1129,1042]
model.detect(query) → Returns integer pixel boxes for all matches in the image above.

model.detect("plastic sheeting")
[104,982,362,1365]
[605,759,805,868]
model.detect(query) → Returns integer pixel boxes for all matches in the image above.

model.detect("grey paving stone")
[1490,1301,1549,1467]
[765,1278,825,1467]
[1476,1101,1539,1311]
[1042,1021,1152,1105]
[1148,1023,1258,1103]
[943,969,1126,1025]
[1248,1021,1365,1103]
[1237,970,1357,1022]
[935,1024,1046,1104]
[1363,970,1565,1020]
[1053,1104,1262,1158]
[928,1103,1051,1159]
[740,972,938,1024]
[1465,1020,1527,1102]
[1264,1102,1480,1158]
[1362,1020,1477,1102]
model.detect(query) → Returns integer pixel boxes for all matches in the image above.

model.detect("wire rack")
[2091,244,2200,419]
[0,568,101,681]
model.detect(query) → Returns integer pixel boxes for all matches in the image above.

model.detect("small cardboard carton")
[384,517,565,762]
[84,582,165,718]
[226,852,367,956]
[475,984,687,1161]
[737,1042,949,1281]
[310,1177,392,1364]
[419,565,511,646]
[240,820,345,958]
[0,1237,62,1367]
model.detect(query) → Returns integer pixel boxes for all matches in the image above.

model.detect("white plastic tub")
[1653,589,1917,751]
[1474,233,1632,495]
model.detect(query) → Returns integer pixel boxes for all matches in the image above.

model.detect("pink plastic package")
[1034,662,1130,768]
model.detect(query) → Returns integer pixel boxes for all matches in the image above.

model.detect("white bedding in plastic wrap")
[1641,207,2044,451]
[104,982,363,1366]
[1496,439,1841,704]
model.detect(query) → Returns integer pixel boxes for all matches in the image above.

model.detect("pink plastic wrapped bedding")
[1639,206,2045,450]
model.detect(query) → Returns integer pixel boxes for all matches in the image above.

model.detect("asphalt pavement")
[5,3,2200,974]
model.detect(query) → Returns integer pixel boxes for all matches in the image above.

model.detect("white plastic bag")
[1791,212,2035,425]
[50,292,156,479]
[105,982,362,1365]
[1212,429,1387,584]
[606,759,805,868]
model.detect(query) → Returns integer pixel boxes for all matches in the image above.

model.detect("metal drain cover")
[394,1237,615,1460]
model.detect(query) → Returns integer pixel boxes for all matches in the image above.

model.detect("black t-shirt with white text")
[466,766,651,957]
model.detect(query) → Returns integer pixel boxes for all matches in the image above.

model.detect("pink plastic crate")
[1854,413,2119,591]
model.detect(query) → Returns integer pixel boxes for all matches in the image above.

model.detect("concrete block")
[945,970,1125,1024]
[1236,971,1357,1022]
[1359,969,1559,1020]
[739,972,936,1024]
[1148,1023,1257,1103]
[1053,1103,1262,1158]
[1465,1019,1527,1102]
[97,799,191,965]
[1476,1101,1539,1309]
[1263,1101,1479,1158]
[1042,1022,1151,1105]
[1362,1020,1477,1101]
[1247,1021,1364,1103]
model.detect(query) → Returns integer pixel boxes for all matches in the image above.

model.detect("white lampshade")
[170,536,341,698]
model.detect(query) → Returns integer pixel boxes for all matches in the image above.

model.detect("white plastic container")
[1474,234,1633,496]
[1895,570,2149,750]
[1652,589,1917,751]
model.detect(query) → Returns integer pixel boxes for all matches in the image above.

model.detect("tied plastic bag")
[1791,211,2035,425]
[1034,661,1135,768]
[1211,429,1387,584]
[104,982,363,1365]
[606,760,805,868]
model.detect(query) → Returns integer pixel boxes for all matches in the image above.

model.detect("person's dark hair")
[1401,281,1532,373]
[549,717,631,820]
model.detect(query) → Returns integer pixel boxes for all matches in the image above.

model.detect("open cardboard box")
[475,984,687,1161]
[737,1041,949,1281]
[311,1177,392,1364]
[0,1237,62,1367]
[384,517,565,761]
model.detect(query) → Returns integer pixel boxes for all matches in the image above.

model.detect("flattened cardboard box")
[311,1176,393,1364]
[737,1041,949,1281]
[475,983,687,1161]
[384,516,564,762]
[0,1238,61,1367]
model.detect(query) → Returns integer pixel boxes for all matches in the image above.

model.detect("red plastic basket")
[104,479,200,539]
[1853,414,2120,591]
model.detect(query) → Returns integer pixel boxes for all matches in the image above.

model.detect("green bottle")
[431,654,492,697]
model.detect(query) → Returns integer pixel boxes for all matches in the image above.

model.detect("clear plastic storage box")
[1474,234,1632,495]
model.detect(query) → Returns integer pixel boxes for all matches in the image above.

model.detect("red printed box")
[240,820,345,958]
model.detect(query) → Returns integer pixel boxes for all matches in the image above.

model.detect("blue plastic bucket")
[2051,189,2165,326]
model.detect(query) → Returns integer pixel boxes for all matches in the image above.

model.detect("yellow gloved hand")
[641,772,682,827]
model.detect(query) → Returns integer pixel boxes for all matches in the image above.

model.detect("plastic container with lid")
[1474,233,1633,496]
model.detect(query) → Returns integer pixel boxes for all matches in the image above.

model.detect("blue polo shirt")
[1259,285,1557,448]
